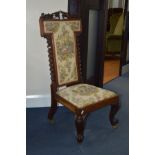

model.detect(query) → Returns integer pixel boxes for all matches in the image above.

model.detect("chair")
[39,11,120,143]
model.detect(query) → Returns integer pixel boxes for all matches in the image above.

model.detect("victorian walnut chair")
[39,11,120,143]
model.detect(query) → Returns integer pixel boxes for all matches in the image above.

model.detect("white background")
[27,0,68,96]
[26,0,68,107]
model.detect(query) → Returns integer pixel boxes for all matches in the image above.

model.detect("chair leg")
[75,114,84,143]
[48,97,57,120]
[109,103,120,128]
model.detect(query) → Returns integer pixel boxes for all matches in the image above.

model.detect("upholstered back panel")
[43,20,81,85]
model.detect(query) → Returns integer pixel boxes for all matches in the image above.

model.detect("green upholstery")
[106,12,124,54]
[43,20,81,85]
[57,83,117,108]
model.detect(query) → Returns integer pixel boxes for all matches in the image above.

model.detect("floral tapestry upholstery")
[57,84,117,108]
[43,20,81,85]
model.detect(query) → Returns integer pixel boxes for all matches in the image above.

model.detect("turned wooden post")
[75,114,85,143]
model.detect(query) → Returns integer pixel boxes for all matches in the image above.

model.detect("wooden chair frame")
[39,11,120,143]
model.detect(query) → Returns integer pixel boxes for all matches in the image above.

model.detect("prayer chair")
[39,11,120,143]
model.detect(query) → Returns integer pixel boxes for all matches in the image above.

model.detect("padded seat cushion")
[57,84,117,108]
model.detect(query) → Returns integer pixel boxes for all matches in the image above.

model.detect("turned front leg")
[75,114,84,143]
[109,103,120,128]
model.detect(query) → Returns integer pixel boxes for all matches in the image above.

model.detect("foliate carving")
[75,115,83,123]
[41,11,70,20]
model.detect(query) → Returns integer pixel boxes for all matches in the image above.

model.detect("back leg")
[109,103,120,128]
[48,85,58,121]
[48,104,57,120]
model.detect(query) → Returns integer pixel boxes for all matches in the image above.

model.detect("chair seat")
[57,84,117,108]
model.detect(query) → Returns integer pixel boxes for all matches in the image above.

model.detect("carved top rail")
[41,11,70,20]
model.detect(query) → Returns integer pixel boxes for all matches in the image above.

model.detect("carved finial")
[53,14,56,19]
[59,12,63,20]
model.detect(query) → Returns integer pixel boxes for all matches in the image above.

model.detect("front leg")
[109,103,120,128]
[75,114,85,143]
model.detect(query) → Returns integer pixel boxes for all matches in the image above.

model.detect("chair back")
[39,11,82,87]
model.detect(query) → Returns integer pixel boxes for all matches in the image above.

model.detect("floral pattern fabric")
[44,20,81,85]
[57,84,117,108]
